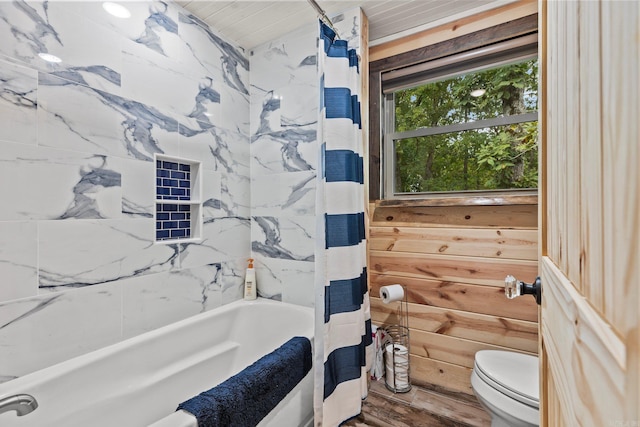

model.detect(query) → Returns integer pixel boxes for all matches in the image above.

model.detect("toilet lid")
[474,350,539,409]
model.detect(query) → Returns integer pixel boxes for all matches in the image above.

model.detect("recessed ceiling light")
[102,2,131,18]
[38,52,62,63]
[470,89,486,97]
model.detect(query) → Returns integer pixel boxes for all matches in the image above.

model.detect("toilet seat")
[474,350,539,409]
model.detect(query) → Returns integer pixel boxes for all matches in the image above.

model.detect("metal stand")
[382,287,411,393]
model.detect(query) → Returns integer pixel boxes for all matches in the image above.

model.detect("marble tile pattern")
[0,0,363,382]
[0,0,250,381]
[249,9,362,305]
[249,24,318,303]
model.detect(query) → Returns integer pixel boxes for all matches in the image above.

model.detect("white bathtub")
[0,298,314,427]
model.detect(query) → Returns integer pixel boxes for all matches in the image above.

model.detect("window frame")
[368,14,539,204]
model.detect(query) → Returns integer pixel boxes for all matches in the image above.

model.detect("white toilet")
[471,350,539,427]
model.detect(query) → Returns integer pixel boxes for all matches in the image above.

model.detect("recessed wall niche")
[154,154,202,242]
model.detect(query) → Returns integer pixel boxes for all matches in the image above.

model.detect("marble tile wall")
[248,10,362,307]
[0,0,250,382]
[0,0,362,383]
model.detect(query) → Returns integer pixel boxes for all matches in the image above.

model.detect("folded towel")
[177,336,312,427]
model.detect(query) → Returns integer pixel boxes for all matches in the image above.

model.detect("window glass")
[394,122,538,193]
[388,57,538,195]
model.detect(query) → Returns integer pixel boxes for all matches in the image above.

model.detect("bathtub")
[0,298,314,427]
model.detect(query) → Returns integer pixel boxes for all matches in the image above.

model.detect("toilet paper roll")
[379,284,404,304]
[385,344,410,389]
[385,343,409,362]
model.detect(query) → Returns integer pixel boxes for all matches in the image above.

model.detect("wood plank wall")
[540,0,639,423]
[369,201,539,394]
[366,0,540,395]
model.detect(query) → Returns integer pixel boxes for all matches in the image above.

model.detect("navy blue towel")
[177,336,312,427]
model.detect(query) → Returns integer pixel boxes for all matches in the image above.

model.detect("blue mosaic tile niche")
[156,160,191,201]
[156,204,191,240]
[155,159,197,242]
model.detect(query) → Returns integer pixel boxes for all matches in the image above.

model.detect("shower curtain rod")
[307,0,341,38]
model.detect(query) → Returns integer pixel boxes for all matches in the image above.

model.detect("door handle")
[505,275,541,305]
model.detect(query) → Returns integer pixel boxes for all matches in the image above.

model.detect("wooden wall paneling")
[361,8,370,227]
[537,3,547,425]
[369,226,538,260]
[557,0,568,274]
[409,354,474,395]
[409,328,536,369]
[371,205,538,228]
[371,298,538,353]
[370,251,538,287]
[366,1,542,397]
[541,258,625,426]
[544,0,557,263]
[601,0,639,336]
[545,366,566,427]
[600,2,640,421]
[564,0,581,291]
[369,0,537,62]
[370,274,539,322]
[578,0,604,313]
[368,70,381,201]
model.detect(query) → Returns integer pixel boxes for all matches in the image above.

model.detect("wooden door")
[540,0,639,425]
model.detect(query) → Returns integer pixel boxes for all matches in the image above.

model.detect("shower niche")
[154,154,202,243]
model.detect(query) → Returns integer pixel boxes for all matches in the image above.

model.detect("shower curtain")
[314,21,372,427]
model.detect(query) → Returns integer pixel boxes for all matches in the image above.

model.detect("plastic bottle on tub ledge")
[244,258,257,300]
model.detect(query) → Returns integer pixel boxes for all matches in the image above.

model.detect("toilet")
[471,350,539,427]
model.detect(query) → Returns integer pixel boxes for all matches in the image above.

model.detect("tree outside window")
[390,57,538,194]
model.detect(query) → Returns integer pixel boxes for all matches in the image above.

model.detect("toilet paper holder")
[378,284,411,393]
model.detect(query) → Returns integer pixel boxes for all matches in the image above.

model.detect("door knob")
[505,275,541,305]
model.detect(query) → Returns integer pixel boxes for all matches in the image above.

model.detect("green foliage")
[393,58,539,193]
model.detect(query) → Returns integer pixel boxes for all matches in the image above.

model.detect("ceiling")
[175,0,509,51]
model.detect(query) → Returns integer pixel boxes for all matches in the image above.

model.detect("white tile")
[38,73,181,161]
[38,219,179,291]
[251,171,316,216]
[121,258,246,339]
[0,283,122,379]
[179,217,250,269]
[121,39,221,124]
[178,13,249,95]
[121,267,208,339]
[249,25,316,91]
[252,255,283,301]
[61,1,183,62]
[202,169,223,221]
[0,60,37,146]
[252,256,315,304]
[0,2,123,93]
[250,125,317,175]
[221,173,251,217]
[251,216,315,262]
[179,125,250,176]
[121,157,155,218]
[0,142,122,221]
[0,222,38,302]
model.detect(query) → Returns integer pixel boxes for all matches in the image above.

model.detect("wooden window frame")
[368,14,539,204]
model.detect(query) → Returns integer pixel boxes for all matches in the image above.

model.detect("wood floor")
[342,380,492,427]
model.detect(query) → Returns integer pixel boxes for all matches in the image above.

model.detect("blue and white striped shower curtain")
[314,22,372,427]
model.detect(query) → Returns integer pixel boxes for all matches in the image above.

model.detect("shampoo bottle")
[244,258,256,300]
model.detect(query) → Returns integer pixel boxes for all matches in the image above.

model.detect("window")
[382,34,538,198]
[155,154,202,242]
